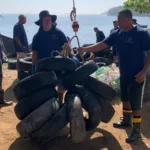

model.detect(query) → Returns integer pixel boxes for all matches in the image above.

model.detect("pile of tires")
[17,57,32,80]
[14,57,116,144]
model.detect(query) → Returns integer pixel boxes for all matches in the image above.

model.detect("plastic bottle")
[95,67,105,78]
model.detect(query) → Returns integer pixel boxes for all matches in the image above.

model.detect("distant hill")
[106,6,150,16]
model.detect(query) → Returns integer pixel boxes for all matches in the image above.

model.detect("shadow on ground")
[9,128,123,150]
[4,79,18,102]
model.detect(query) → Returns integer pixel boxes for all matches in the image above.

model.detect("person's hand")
[136,70,146,83]
[63,43,74,55]
[22,46,27,50]
[2,51,6,57]
[77,47,86,53]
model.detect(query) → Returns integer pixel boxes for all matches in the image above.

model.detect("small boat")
[0,34,32,58]
[0,34,16,58]
[139,25,148,28]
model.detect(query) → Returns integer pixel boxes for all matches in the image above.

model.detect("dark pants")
[120,76,145,111]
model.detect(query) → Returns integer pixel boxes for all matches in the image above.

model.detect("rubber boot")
[113,112,132,128]
[126,123,141,143]
[0,89,13,106]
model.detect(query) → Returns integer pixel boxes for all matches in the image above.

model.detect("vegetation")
[124,0,150,13]
[107,6,150,16]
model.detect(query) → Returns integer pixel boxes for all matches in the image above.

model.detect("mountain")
[106,6,150,16]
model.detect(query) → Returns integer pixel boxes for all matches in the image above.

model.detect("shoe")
[0,89,13,106]
[0,100,13,106]
[126,123,141,143]
[113,112,132,128]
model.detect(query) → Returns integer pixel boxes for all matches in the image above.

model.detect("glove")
[32,66,36,74]
[2,56,8,63]
[71,55,80,64]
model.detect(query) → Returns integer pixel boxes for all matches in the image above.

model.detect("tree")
[124,0,150,13]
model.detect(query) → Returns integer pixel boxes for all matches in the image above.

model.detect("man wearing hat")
[32,10,71,71]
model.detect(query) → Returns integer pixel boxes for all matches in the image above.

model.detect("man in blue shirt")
[78,9,150,143]
[32,10,70,68]
[0,38,13,106]
[94,27,105,43]
[110,20,119,34]
[13,15,29,59]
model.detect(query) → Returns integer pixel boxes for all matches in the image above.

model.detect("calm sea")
[0,14,150,46]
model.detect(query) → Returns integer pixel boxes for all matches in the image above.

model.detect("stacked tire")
[17,57,32,80]
[14,57,116,144]
[8,59,17,70]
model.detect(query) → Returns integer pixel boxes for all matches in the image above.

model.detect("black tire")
[8,59,17,70]
[14,87,58,120]
[30,105,69,144]
[18,70,32,81]
[97,97,115,123]
[66,94,86,143]
[62,60,98,89]
[13,71,57,101]
[16,98,60,138]
[83,76,116,100]
[36,57,77,72]
[96,62,106,68]
[67,85,101,131]
[19,57,32,72]
[94,57,110,66]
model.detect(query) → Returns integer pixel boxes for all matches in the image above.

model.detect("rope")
[69,0,84,63]
[70,0,76,21]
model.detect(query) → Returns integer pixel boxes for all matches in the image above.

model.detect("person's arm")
[112,46,118,63]
[58,30,74,56]
[32,51,38,66]
[32,50,38,73]
[31,35,39,73]
[143,50,150,72]
[136,31,150,83]
[136,50,150,83]
[15,36,23,48]
[82,42,108,53]
[0,38,6,57]
[78,32,116,53]
[14,25,23,49]
[101,31,105,41]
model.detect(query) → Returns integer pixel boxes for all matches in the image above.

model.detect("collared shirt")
[32,26,68,60]
[103,26,150,77]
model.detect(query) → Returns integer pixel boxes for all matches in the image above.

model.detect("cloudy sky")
[0,0,126,14]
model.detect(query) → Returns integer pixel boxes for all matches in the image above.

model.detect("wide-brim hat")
[35,10,57,26]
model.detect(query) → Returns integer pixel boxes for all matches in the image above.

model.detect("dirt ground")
[0,64,150,150]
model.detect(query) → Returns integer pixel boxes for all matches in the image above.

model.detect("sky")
[0,0,126,14]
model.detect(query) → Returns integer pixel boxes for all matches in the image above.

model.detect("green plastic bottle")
[95,67,105,78]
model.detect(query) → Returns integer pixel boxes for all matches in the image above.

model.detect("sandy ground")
[0,64,150,150]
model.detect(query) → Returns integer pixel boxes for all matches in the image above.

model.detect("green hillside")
[107,6,150,16]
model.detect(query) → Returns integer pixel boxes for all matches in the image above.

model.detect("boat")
[0,34,16,58]
[139,25,148,28]
[0,34,32,58]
